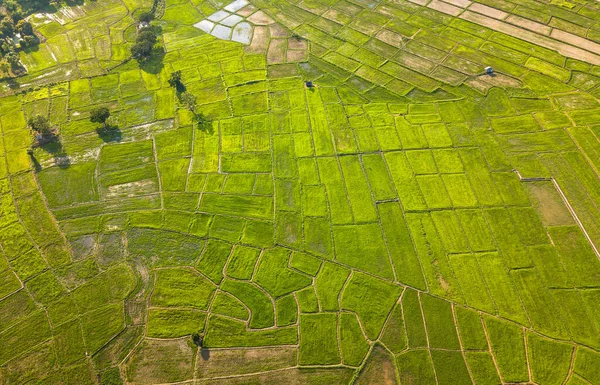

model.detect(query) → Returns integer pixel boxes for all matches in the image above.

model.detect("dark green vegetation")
[1,0,600,383]
[0,0,39,77]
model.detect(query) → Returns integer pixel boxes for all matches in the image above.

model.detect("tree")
[20,35,36,48]
[0,19,14,37]
[16,20,33,35]
[131,28,157,61]
[5,51,19,68]
[1,38,14,54]
[168,70,181,88]
[137,30,156,44]
[90,107,110,128]
[28,115,52,136]
[137,11,153,24]
[130,40,153,60]
[191,332,203,347]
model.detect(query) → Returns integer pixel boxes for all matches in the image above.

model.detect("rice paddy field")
[2,0,600,383]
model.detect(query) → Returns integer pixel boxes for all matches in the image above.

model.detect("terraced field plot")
[2,0,600,383]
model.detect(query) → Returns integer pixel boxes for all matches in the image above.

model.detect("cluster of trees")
[7,0,52,14]
[137,11,153,24]
[0,0,39,74]
[131,27,157,61]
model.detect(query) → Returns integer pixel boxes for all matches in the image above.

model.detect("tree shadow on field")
[22,43,41,54]
[55,153,71,169]
[5,78,20,90]
[195,113,214,135]
[200,348,210,361]
[36,137,71,169]
[175,82,186,94]
[96,125,122,143]
[140,48,165,75]
[28,150,42,173]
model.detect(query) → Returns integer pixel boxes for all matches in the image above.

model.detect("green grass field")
[2,0,600,383]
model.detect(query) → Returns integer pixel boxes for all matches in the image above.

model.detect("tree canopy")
[137,11,153,23]
[90,107,110,126]
[28,115,51,135]
[0,0,39,75]
[131,27,157,61]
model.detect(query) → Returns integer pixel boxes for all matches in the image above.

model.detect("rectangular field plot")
[200,194,273,219]
[299,314,340,365]
[442,174,478,208]
[333,224,395,280]
[38,163,99,207]
[147,308,206,338]
[431,211,470,253]
[416,175,453,209]
[221,153,272,173]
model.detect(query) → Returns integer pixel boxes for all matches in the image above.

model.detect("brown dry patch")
[524,181,575,226]
[127,300,147,325]
[431,66,468,86]
[505,15,551,35]
[237,4,256,17]
[126,338,194,384]
[268,63,298,78]
[444,0,472,7]
[551,29,600,55]
[287,49,308,62]
[322,8,350,24]
[438,274,451,293]
[355,346,398,385]
[247,11,275,26]
[466,72,523,92]
[104,179,157,199]
[483,73,523,88]
[195,347,297,378]
[269,24,289,38]
[460,11,600,65]
[288,39,307,51]
[376,29,405,47]
[394,52,437,74]
[468,3,508,19]
[428,0,462,16]
[194,367,355,384]
[246,26,268,54]
[464,76,492,93]
[267,38,286,64]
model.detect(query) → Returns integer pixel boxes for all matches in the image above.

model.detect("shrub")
[191,332,203,347]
